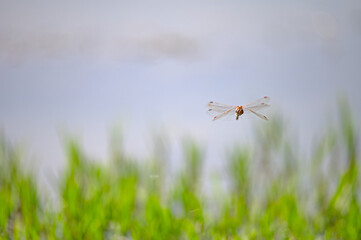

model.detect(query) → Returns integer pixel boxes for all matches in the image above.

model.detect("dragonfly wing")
[207,101,236,120]
[207,101,234,113]
[212,106,237,121]
[244,106,268,120]
[246,103,270,111]
[244,96,270,109]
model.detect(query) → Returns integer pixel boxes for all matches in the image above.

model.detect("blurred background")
[1,1,361,238]
[1,1,360,175]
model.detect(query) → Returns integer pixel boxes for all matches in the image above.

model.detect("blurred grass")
[0,101,360,239]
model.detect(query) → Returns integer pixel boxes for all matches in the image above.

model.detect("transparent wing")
[207,101,235,113]
[243,106,268,120]
[244,96,270,110]
[246,103,270,111]
[211,106,237,121]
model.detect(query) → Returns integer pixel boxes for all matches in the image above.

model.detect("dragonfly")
[207,96,270,121]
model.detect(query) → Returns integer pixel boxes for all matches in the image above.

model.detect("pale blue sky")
[0,1,361,181]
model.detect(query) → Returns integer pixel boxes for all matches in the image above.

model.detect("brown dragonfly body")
[235,106,244,120]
